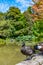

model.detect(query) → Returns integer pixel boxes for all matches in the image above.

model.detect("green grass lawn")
[0,45,25,65]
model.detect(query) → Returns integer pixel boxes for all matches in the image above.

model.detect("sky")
[0,0,33,12]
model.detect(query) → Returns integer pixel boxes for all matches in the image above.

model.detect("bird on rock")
[34,42,43,55]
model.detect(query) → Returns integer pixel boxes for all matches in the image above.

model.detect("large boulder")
[16,55,43,65]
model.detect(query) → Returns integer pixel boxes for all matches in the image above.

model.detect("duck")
[34,42,43,54]
[21,42,35,59]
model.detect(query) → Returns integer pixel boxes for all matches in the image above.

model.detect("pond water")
[0,45,25,65]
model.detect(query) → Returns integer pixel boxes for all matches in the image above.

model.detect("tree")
[5,6,21,21]
[0,12,4,20]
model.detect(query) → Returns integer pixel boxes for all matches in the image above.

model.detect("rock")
[16,55,43,65]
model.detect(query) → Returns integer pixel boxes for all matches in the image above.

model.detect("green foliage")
[5,6,21,21]
[0,12,4,20]
[0,6,43,43]
[32,19,43,41]
[0,39,5,45]
[27,6,32,14]
[16,35,32,41]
